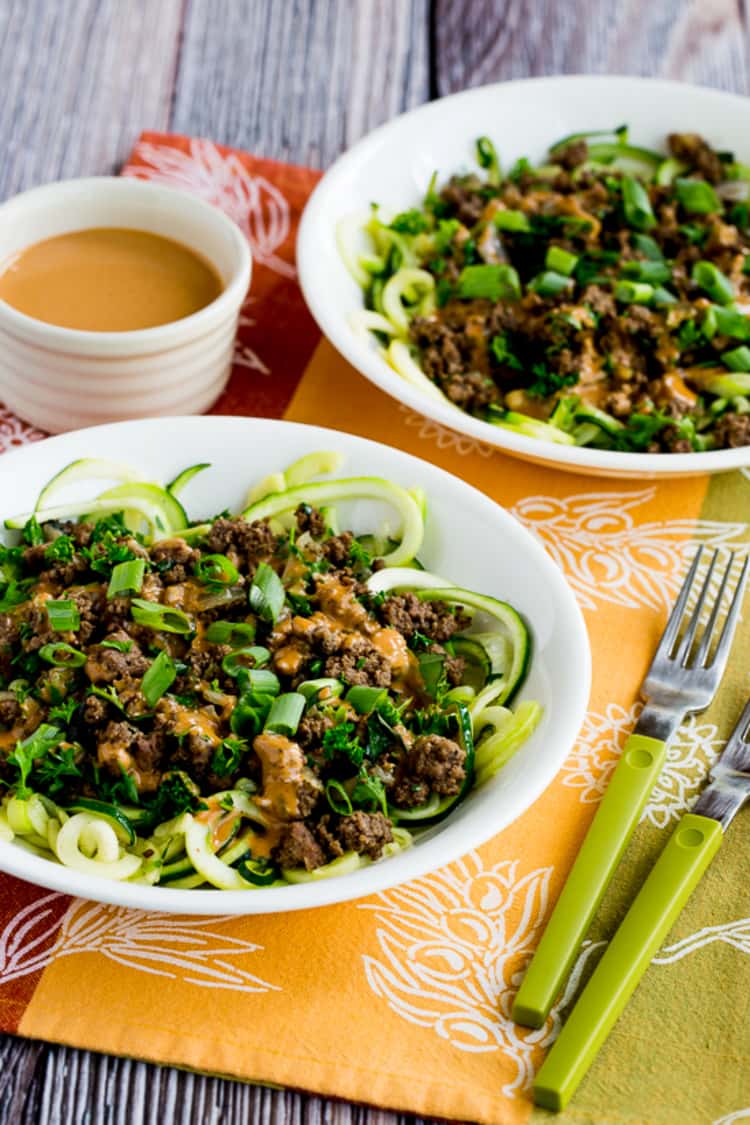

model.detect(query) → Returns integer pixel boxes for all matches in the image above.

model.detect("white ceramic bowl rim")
[0,415,590,914]
[297,75,750,478]
[0,177,251,354]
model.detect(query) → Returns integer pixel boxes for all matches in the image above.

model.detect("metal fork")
[535,649,750,1113]
[637,547,748,744]
[512,547,748,1032]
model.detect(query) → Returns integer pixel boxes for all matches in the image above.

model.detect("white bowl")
[0,178,252,433]
[298,76,750,479]
[0,415,589,914]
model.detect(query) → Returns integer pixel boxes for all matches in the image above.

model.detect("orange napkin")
[0,134,746,1125]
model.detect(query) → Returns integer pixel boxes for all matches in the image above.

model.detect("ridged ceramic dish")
[0,178,251,433]
[298,76,750,479]
[0,416,589,914]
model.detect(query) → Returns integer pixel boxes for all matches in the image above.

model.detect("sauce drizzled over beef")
[0,506,469,869]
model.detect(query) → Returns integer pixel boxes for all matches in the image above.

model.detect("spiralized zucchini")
[0,450,541,889]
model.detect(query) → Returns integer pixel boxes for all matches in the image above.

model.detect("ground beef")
[274,822,326,871]
[410,317,501,414]
[0,614,18,654]
[84,634,149,686]
[295,505,327,537]
[713,412,750,448]
[377,592,469,643]
[581,285,616,318]
[321,532,354,566]
[443,653,466,686]
[296,708,335,750]
[70,587,106,644]
[296,777,324,818]
[393,734,466,808]
[442,369,500,411]
[21,542,88,588]
[324,634,392,687]
[668,132,725,184]
[439,175,485,226]
[0,695,21,728]
[205,517,277,570]
[150,538,201,585]
[82,694,109,726]
[554,140,588,169]
[332,811,393,860]
[411,734,466,795]
[96,720,163,793]
[186,641,231,680]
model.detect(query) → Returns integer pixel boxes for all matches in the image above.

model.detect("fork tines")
[661,547,748,673]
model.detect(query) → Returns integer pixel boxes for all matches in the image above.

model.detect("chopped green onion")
[222,646,271,677]
[457,264,521,301]
[194,554,240,586]
[204,620,257,646]
[675,177,722,214]
[107,559,146,599]
[418,652,446,697]
[493,209,531,232]
[528,271,575,297]
[230,694,274,737]
[620,259,671,285]
[130,598,193,634]
[614,280,654,304]
[264,692,306,736]
[712,305,750,339]
[325,779,353,816]
[621,176,656,231]
[652,287,678,306]
[141,651,176,708]
[705,372,750,398]
[345,685,388,714]
[46,599,80,632]
[549,125,629,153]
[631,233,663,260]
[476,136,500,183]
[242,669,280,696]
[692,260,734,305]
[722,345,750,372]
[545,246,579,276]
[297,678,344,702]
[39,642,87,668]
[655,158,685,186]
[248,562,285,624]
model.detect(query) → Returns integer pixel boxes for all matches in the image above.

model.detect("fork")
[535,661,750,1111]
[512,547,748,1031]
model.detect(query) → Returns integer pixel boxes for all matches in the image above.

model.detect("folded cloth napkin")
[0,133,748,1125]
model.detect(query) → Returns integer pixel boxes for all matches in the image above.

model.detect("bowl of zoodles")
[0,416,588,914]
[298,76,750,478]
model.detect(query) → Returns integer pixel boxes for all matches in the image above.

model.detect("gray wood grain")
[1,0,749,1122]
[171,0,430,167]
[0,0,183,201]
[433,0,749,94]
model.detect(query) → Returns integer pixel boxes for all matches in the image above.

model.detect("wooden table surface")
[0,0,748,1120]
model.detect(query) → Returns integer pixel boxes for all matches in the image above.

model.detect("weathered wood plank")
[0,0,183,201]
[5,2,750,1124]
[0,4,430,1121]
[433,0,749,95]
[171,0,431,167]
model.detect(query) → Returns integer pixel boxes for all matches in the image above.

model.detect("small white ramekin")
[0,177,252,433]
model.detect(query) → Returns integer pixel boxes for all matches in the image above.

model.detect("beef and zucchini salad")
[340,127,750,453]
[0,454,539,890]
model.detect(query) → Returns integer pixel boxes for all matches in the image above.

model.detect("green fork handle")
[533,812,722,1111]
[512,733,667,1029]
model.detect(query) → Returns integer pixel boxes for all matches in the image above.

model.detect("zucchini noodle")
[0,451,541,890]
